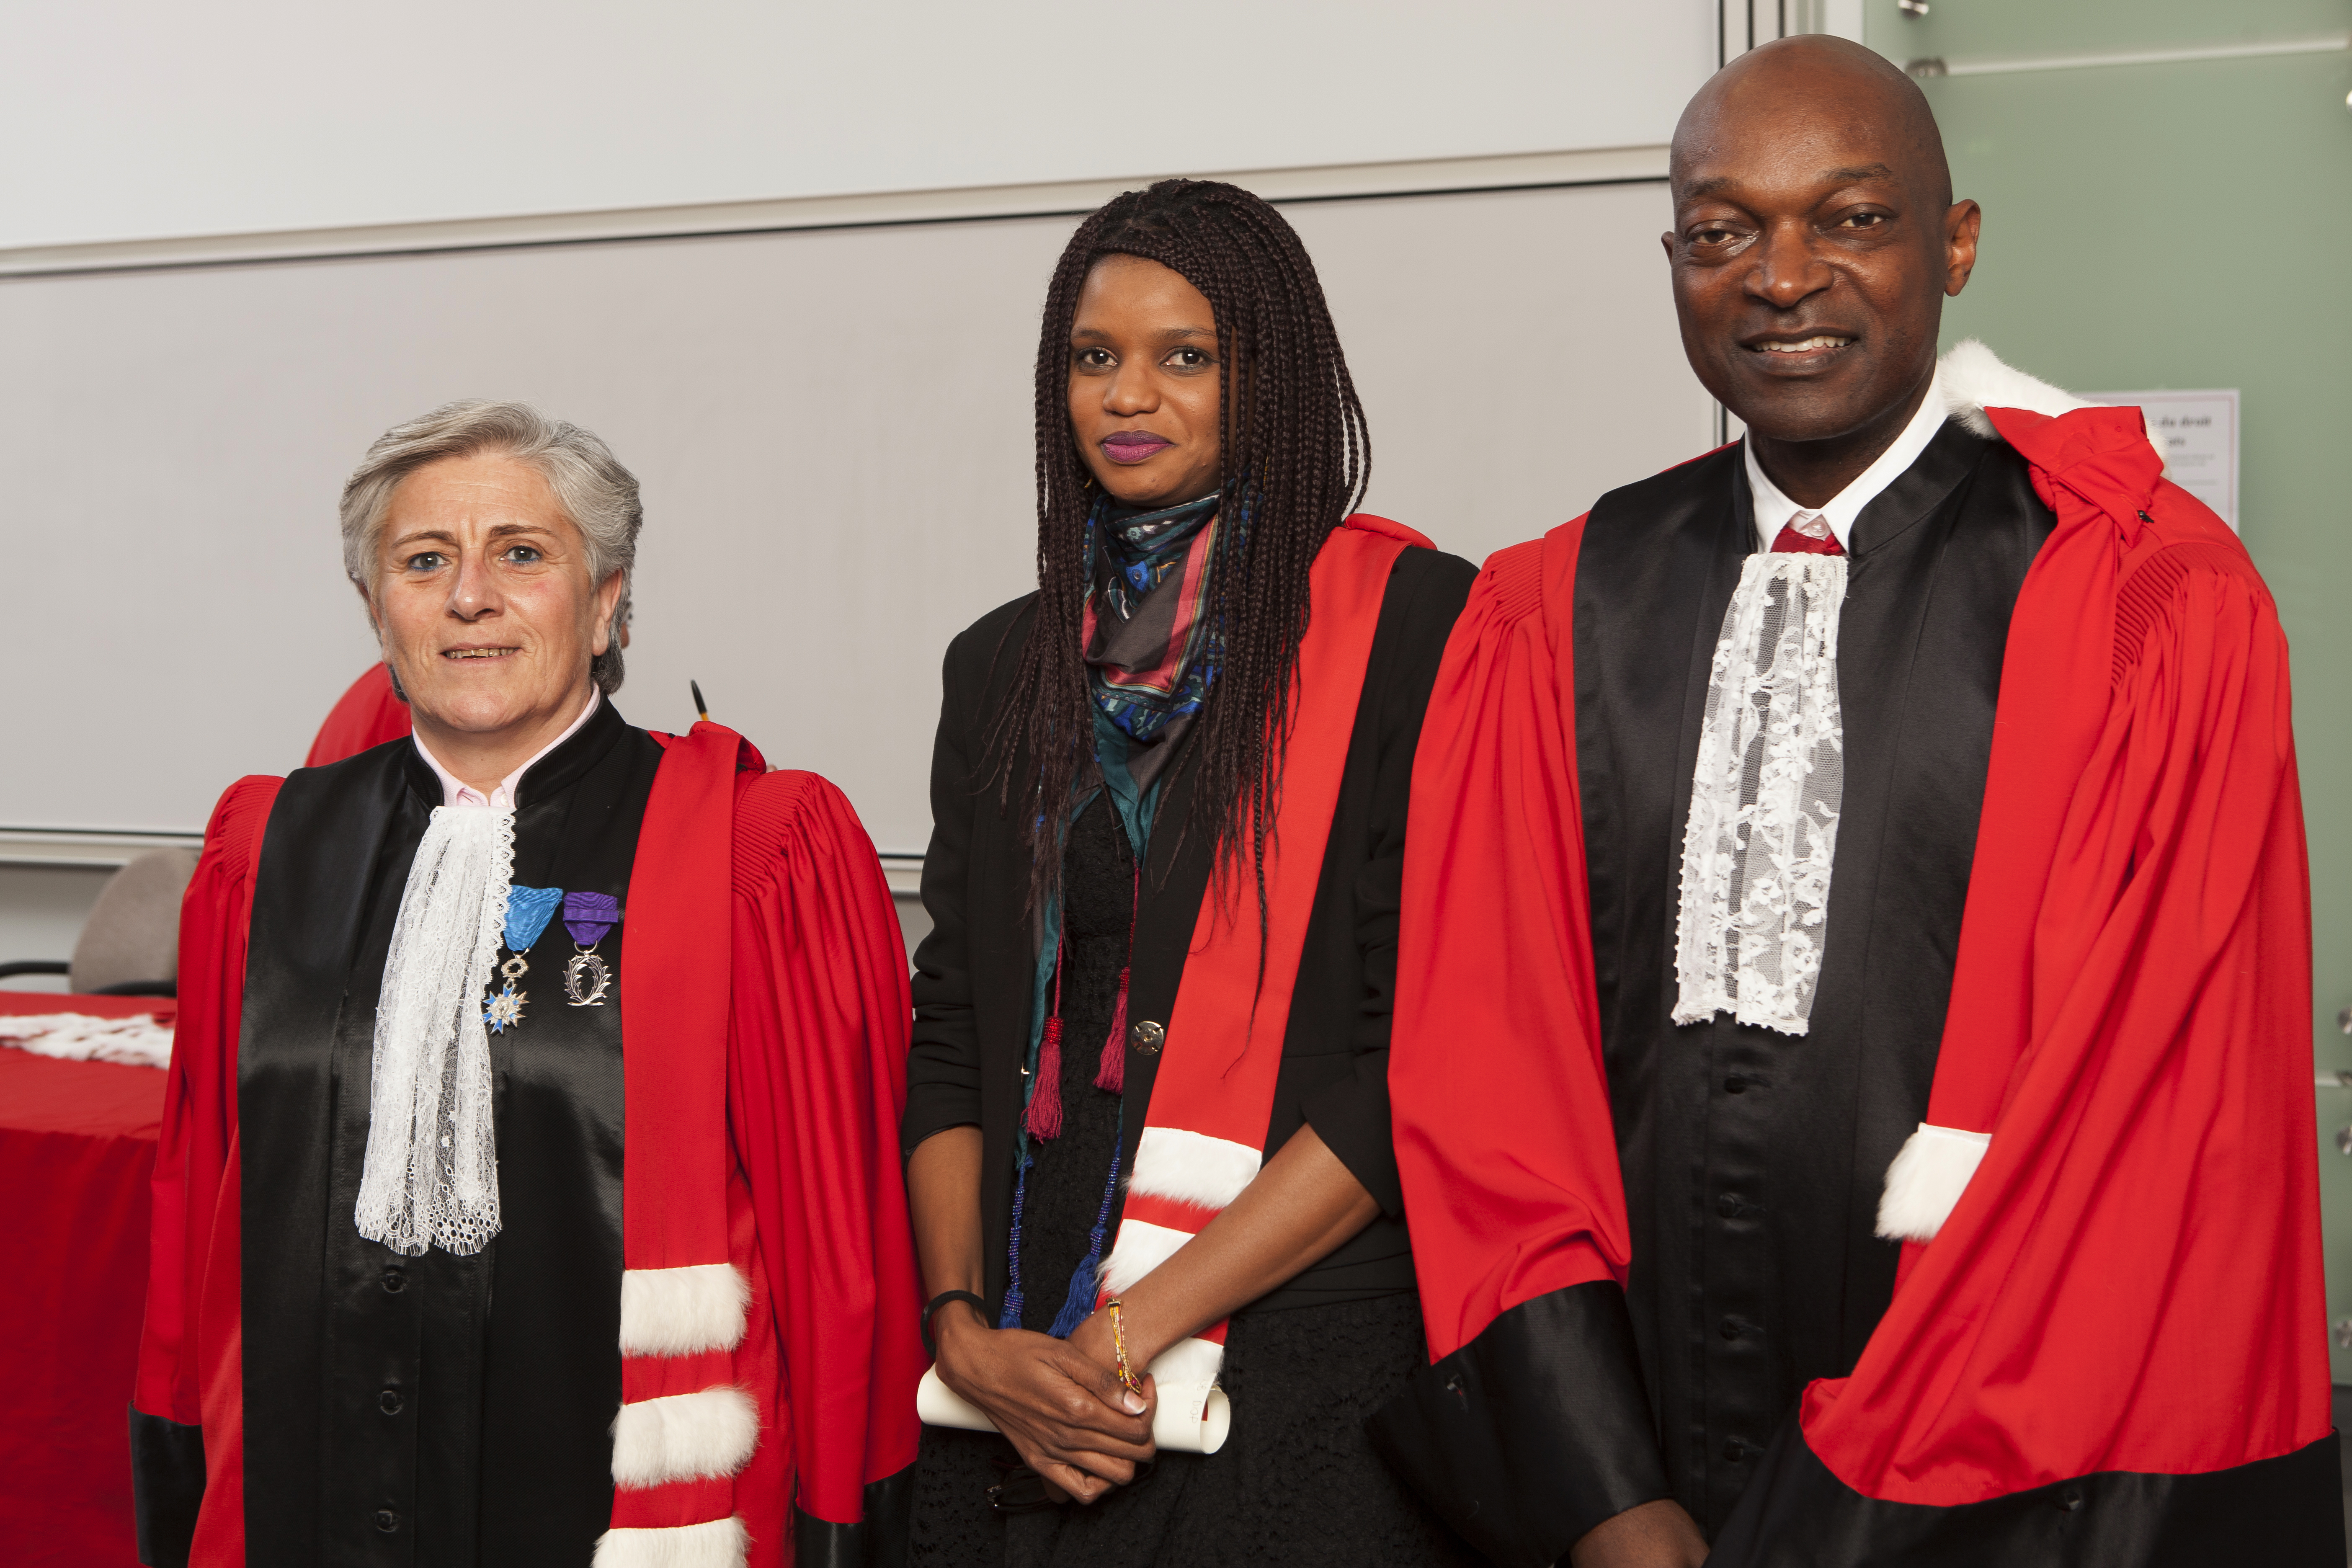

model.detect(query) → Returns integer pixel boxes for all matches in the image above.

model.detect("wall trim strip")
[1909,33,2347,80]
[0,144,1670,279]
[0,827,206,869]
[0,826,929,879]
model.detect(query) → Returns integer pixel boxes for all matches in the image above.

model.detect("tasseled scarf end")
[1031,962,1131,1139]
[1025,1016,1066,1140]
[1095,967,1130,1094]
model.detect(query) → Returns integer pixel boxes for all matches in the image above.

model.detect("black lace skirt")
[908,1291,1476,1568]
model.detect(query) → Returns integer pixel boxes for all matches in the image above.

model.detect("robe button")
[380,1267,406,1295]
[1717,1192,1746,1218]
[1723,1075,1749,1095]
[1129,1020,1165,1054]
[379,1388,404,1416]
[2058,1486,2084,1513]
[1719,1315,1746,1341]
[373,1509,400,1534]
[1722,1437,1751,1462]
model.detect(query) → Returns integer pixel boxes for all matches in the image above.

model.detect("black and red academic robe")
[129,707,924,1566]
[1373,404,2336,1563]
[305,664,411,769]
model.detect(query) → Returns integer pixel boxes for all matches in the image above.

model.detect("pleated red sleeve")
[1375,521,1673,1562]
[134,777,268,1425]
[1798,456,2329,1503]
[1390,519,1632,1359]
[132,774,277,1566]
[725,770,925,1532]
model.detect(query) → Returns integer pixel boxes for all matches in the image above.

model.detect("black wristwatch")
[922,1290,988,1357]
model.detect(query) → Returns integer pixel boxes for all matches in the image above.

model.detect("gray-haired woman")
[130,402,925,1568]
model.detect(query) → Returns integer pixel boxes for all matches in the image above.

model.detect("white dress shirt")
[1744,368,1952,553]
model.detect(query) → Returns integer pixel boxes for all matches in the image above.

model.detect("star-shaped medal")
[483,981,526,1033]
[482,949,532,1034]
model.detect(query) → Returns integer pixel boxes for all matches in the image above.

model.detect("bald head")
[1675,36,1951,211]
[1660,34,1980,495]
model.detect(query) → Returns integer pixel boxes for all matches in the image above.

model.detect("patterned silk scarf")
[1083,489,1223,777]
[1000,489,1225,1337]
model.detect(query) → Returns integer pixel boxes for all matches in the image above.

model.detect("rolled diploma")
[916,1334,1231,1455]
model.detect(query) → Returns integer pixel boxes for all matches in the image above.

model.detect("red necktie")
[1772,510,1844,556]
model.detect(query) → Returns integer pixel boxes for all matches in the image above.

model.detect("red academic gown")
[304,664,411,768]
[130,721,924,1566]
[1375,406,2336,1564]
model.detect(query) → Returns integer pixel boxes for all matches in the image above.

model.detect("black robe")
[1370,422,2059,1548]
[1571,422,2056,1532]
[236,699,657,1565]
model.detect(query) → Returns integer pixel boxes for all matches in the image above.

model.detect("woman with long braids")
[902,179,1477,1565]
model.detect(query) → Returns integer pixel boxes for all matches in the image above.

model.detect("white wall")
[0,4,1729,971]
[0,181,1709,854]
[1,2,1714,249]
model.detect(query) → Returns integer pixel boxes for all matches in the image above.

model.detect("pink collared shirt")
[411,689,601,810]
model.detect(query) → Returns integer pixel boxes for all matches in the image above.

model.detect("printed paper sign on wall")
[2089,389,2240,531]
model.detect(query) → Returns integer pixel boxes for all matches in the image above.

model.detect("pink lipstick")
[1102,431,1172,464]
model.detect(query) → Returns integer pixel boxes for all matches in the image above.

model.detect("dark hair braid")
[980,179,1371,925]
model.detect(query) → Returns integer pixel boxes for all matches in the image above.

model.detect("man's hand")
[932,1303,1155,1504]
[1569,1498,1710,1568]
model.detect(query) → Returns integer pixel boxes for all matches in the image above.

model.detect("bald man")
[1374,36,2335,1568]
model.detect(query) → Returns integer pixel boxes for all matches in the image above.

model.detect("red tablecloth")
[0,993,173,1567]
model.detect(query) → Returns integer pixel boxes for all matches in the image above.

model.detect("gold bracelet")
[1103,1297,1145,1395]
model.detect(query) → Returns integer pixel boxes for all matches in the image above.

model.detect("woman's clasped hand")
[931,1301,1155,1504]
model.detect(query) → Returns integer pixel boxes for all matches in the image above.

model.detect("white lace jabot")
[1672,547,1847,1035]
[1670,374,1955,1036]
[353,802,514,1255]
[349,689,602,1256]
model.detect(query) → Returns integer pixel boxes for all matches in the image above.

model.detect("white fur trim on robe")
[610,1386,761,1489]
[1875,1122,1992,1243]
[619,1265,751,1357]
[593,1514,751,1568]
[1939,339,2167,472]
[1098,1218,1194,1296]
[1127,1127,1261,1211]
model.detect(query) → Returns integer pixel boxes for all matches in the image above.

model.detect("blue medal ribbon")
[504,885,565,953]
[483,885,562,1036]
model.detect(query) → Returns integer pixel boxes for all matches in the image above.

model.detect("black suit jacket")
[904,544,1474,1315]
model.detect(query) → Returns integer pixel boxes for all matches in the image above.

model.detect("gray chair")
[0,848,200,997]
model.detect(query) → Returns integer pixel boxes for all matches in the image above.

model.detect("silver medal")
[564,948,611,1006]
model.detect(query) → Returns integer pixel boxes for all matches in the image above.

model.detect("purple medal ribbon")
[563,892,621,945]
[560,892,621,1007]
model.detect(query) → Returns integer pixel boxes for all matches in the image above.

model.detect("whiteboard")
[0,181,1711,853]
[1,1,1712,250]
